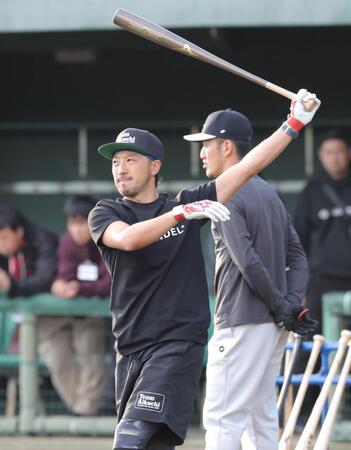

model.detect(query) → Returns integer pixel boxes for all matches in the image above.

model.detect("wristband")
[172,205,185,222]
[287,116,305,132]
[297,308,309,321]
[281,122,299,139]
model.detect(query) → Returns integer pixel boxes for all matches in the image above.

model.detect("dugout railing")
[0,293,117,435]
[1,292,350,437]
[0,293,212,435]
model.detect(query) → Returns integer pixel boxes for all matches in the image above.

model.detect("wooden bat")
[294,330,351,450]
[113,9,316,111]
[282,332,295,429]
[277,334,303,422]
[279,335,325,450]
[312,340,351,450]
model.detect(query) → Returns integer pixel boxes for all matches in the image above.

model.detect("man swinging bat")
[88,89,320,450]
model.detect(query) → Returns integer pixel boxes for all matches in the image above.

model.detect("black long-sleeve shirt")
[294,168,351,278]
[212,176,308,329]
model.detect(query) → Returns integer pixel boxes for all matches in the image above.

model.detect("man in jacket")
[294,130,351,333]
[0,204,57,297]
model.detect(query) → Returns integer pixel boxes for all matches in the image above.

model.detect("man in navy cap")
[184,105,318,450]
[88,89,320,450]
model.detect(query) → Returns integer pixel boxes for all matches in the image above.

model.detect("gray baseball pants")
[204,322,288,450]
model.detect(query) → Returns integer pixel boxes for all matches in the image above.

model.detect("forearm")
[285,223,309,304]
[242,262,286,312]
[216,129,291,204]
[103,211,178,251]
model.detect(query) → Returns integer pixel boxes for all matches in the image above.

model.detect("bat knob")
[302,98,317,112]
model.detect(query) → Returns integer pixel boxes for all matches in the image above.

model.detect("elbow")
[115,237,136,251]
[240,160,257,181]
[103,230,140,251]
[116,235,144,252]
[122,241,139,252]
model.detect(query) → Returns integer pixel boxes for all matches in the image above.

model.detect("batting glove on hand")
[172,200,230,223]
[286,88,321,132]
[274,303,319,336]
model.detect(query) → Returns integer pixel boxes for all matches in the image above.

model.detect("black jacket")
[0,220,58,298]
[294,167,351,278]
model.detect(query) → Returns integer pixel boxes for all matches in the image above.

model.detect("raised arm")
[216,89,321,204]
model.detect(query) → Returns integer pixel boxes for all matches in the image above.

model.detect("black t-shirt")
[88,181,216,355]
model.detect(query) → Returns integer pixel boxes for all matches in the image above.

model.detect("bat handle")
[265,82,317,112]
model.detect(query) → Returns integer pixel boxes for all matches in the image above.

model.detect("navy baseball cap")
[98,128,164,161]
[183,109,252,143]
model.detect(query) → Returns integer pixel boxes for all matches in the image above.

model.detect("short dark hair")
[216,138,251,159]
[63,195,97,218]
[0,205,24,231]
[233,140,252,159]
[318,129,350,149]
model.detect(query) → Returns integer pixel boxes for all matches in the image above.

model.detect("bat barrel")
[113,8,296,100]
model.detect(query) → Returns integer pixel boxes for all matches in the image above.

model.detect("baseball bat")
[113,9,316,111]
[312,341,351,450]
[277,334,303,422]
[294,330,351,450]
[279,335,325,450]
[282,332,295,428]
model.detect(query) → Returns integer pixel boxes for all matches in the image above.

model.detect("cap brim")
[98,143,153,160]
[183,132,216,142]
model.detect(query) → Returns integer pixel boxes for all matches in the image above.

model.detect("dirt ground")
[0,427,350,450]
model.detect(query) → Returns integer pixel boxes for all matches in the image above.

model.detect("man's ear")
[222,140,239,161]
[16,226,25,241]
[151,160,161,176]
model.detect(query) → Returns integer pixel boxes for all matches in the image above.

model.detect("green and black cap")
[98,128,164,161]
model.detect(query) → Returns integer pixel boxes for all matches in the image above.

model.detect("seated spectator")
[0,205,57,298]
[0,205,57,353]
[294,130,351,334]
[38,195,111,416]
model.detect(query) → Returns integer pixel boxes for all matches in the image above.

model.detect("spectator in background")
[0,205,57,354]
[0,204,57,299]
[38,195,111,416]
[294,130,351,334]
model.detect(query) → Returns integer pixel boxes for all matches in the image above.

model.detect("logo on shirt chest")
[158,225,185,241]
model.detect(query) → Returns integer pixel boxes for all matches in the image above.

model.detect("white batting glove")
[283,89,321,139]
[172,200,230,223]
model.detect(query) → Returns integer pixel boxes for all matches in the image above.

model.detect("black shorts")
[115,340,204,446]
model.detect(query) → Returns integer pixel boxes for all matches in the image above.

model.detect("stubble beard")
[116,175,153,199]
